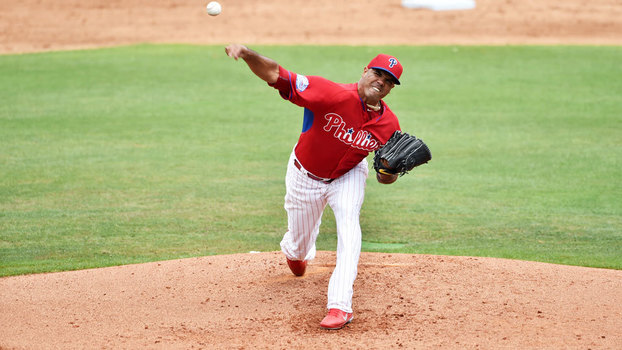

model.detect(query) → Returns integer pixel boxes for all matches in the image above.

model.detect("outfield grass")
[1,45,620,276]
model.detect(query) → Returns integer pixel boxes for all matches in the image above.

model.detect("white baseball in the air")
[206,1,222,16]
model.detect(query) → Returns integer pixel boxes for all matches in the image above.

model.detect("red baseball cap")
[367,54,403,85]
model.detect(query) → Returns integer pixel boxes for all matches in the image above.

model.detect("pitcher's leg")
[280,154,327,262]
[326,227,362,313]
[325,160,368,313]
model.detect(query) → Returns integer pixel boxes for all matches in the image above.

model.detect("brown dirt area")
[1,0,622,349]
[1,0,622,54]
[2,252,621,349]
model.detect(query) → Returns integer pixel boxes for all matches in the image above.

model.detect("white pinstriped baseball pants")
[280,150,368,313]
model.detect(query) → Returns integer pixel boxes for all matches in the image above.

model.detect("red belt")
[294,159,335,184]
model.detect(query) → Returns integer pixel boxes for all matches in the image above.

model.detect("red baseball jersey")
[269,66,401,179]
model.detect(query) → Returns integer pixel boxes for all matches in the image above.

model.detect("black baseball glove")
[373,131,432,176]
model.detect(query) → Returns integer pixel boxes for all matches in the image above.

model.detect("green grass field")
[1,45,620,276]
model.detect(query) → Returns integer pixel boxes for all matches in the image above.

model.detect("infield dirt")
[1,0,621,54]
[1,0,621,349]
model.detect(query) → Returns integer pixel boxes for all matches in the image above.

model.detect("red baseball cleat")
[286,258,307,276]
[320,308,354,330]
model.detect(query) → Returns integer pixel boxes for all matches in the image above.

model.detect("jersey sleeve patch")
[295,74,309,92]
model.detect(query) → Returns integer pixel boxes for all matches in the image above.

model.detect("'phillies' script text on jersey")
[323,114,379,151]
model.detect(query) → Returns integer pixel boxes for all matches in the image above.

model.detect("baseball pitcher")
[224,44,430,330]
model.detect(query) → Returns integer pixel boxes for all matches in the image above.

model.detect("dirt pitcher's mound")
[1,251,620,349]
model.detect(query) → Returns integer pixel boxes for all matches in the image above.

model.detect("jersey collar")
[360,97,385,118]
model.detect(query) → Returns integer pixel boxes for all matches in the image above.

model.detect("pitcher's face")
[358,67,396,105]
